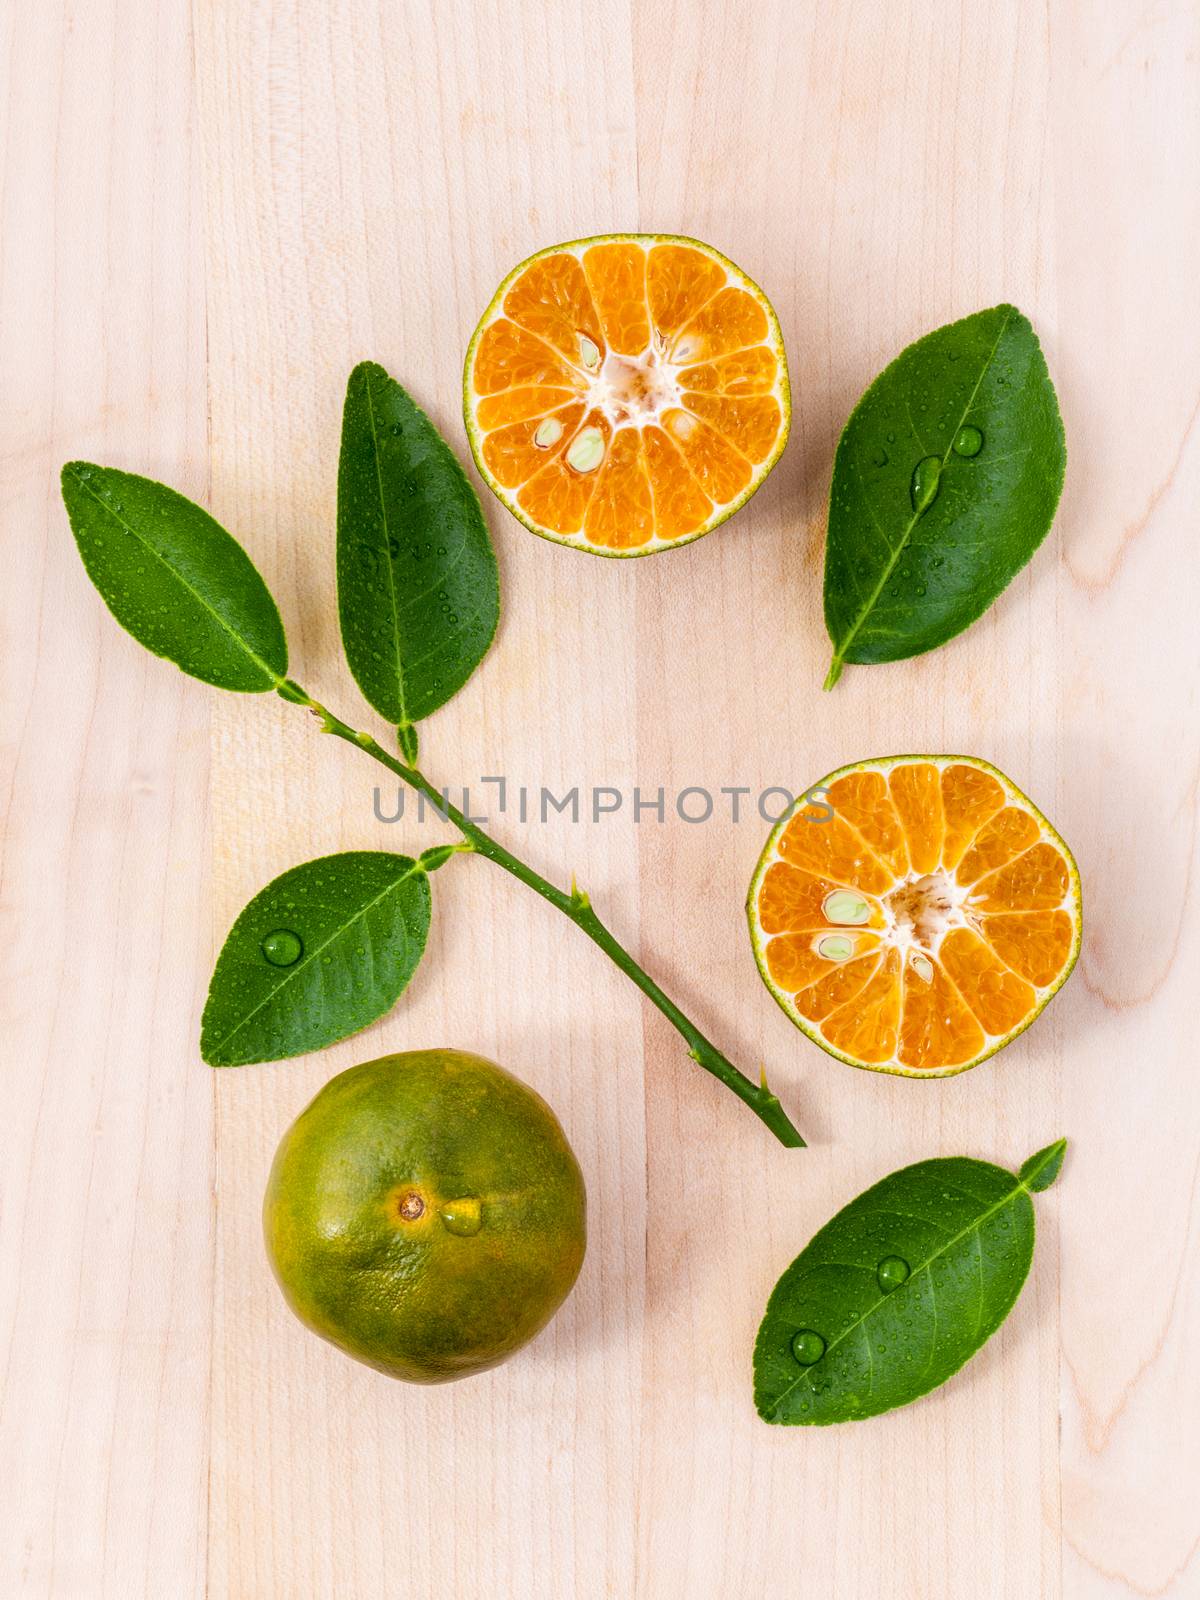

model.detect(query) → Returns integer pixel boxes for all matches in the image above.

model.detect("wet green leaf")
[61,463,287,692]
[201,851,432,1066]
[337,362,499,741]
[754,1139,1067,1424]
[822,306,1065,688]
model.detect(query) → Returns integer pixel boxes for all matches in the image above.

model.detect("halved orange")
[748,756,1081,1076]
[464,235,789,556]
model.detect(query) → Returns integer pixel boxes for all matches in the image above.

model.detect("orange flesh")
[754,760,1079,1073]
[468,240,786,550]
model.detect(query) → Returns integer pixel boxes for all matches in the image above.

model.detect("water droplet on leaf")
[910,455,941,514]
[953,424,983,457]
[791,1329,826,1366]
[877,1255,911,1293]
[261,929,303,967]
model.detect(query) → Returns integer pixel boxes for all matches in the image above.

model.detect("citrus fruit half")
[748,757,1081,1076]
[263,1049,586,1382]
[464,234,790,555]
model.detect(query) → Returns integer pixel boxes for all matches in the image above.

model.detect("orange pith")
[748,757,1082,1077]
[464,235,789,556]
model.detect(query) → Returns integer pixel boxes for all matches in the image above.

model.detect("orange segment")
[897,958,986,1070]
[888,762,944,874]
[940,763,1006,869]
[956,807,1041,885]
[516,412,610,535]
[481,402,584,489]
[939,929,1037,1036]
[980,911,1074,987]
[777,805,896,897]
[476,386,576,429]
[672,286,768,363]
[582,243,650,355]
[646,244,726,339]
[826,770,909,878]
[583,428,655,551]
[471,320,583,394]
[465,236,788,555]
[682,395,783,463]
[749,756,1081,1079]
[502,252,604,368]
[680,348,779,395]
[766,932,881,994]
[970,843,1071,912]
[755,862,885,935]
[662,409,752,503]
[641,427,712,540]
[795,953,882,1022]
[821,950,902,1064]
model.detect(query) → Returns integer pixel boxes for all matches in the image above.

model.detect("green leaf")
[61,463,287,692]
[822,306,1065,688]
[201,851,432,1066]
[1019,1137,1068,1192]
[337,361,500,736]
[754,1141,1067,1424]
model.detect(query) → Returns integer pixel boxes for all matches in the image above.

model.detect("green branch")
[281,681,805,1149]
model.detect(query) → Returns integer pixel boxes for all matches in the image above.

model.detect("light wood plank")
[6,0,1198,1593]
[0,3,211,1595]
[191,2,646,1594]
[1053,5,1200,1596]
[635,4,1062,1596]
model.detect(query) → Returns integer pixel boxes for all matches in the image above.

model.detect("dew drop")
[439,1196,483,1236]
[910,455,941,514]
[876,1255,910,1292]
[953,424,983,457]
[791,1329,826,1366]
[872,446,889,468]
[390,421,403,436]
[261,929,303,967]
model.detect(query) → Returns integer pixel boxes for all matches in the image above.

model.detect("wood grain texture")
[0,2,212,1596]
[4,0,1198,1594]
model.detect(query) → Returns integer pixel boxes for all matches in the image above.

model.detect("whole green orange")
[263,1049,586,1382]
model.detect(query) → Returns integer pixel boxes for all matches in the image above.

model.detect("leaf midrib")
[360,371,409,727]
[765,1142,1056,1418]
[827,307,1014,676]
[67,467,283,686]
[204,860,424,1058]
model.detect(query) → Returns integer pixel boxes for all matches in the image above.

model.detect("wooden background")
[4,1,1198,1595]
